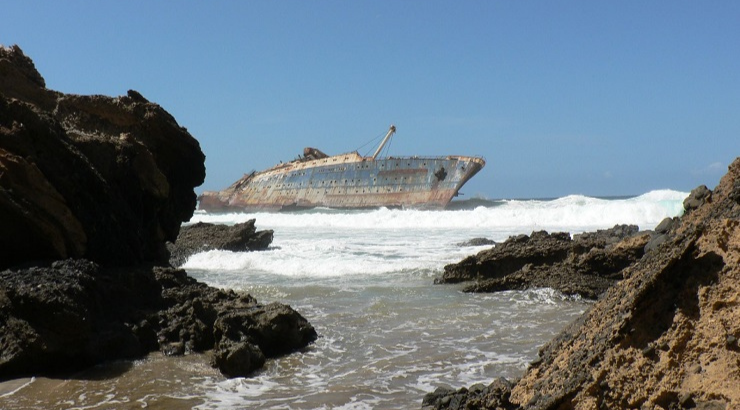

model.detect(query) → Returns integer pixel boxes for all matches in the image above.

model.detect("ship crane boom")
[371,124,397,160]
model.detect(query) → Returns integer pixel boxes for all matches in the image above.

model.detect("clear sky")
[2,1,738,199]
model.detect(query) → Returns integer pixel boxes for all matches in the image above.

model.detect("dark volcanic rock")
[437,225,647,299]
[572,223,639,248]
[167,220,274,267]
[464,263,618,300]
[0,46,317,381]
[644,216,680,253]
[439,231,573,285]
[212,303,318,377]
[0,260,317,381]
[682,184,711,213]
[424,158,740,409]
[0,260,161,378]
[422,378,516,410]
[0,45,205,268]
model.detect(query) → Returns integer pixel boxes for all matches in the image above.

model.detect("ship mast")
[371,125,397,160]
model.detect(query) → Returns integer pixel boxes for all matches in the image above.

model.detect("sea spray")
[189,189,686,232]
[183,190,687,279]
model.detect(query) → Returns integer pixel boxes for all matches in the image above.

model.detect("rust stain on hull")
[199,127,486,212]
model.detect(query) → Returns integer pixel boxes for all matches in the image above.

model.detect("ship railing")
[376,155,486,161]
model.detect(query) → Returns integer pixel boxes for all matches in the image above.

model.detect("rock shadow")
[622,247,724,350]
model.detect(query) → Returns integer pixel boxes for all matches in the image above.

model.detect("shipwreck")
[198,125,485,211]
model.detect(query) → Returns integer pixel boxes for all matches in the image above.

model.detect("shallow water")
[0,191,686,409]
[0,286,587,410]
[189,282,587,409]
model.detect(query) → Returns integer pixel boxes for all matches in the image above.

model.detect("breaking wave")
[189,189,687,233]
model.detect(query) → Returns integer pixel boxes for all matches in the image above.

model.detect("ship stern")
[198,191,232,212]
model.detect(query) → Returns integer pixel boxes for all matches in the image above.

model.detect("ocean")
[0,190,687,409]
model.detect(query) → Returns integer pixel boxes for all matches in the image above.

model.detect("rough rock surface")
[167,220,274,267]
[683,184,712,213]
[0,260,317,380]
[212,302,317,377]
[423,157,740,409]
[0,46,317,380]
[0,45,205,268]
[437,225,648,299]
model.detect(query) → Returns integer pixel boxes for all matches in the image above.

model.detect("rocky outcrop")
[212,302,317,377]
[682,184,711,213]
[0,46,317,380]
[644,216,679,253]
[437,225,648,299]
[167,220,274,267]
[0,260,317,380]
[423,157,740,409]
[0,45,205,268]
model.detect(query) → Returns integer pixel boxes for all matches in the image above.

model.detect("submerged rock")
[424,158,740,409]
[457,237,496,247]
[167,220,274,267]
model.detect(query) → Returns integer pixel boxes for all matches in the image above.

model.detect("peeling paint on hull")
[199,151,485,212]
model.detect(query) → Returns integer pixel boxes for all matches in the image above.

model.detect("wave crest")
[188,189,688,233]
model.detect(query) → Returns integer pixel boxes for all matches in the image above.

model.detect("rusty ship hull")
[198,126,485,212]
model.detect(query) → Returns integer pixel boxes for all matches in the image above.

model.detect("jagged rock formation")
[437,225,648,299]
[0,260,317,380]
[423,157,740,409]
[0,45,204,268]
[0,45,317,380]
[167,220,274,267]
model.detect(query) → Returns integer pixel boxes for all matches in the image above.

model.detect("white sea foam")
[189,189,687,233]
[176,190,691,409]
[0,377,34,398]
[183,190,687,278]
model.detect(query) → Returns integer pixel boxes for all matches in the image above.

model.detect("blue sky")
[2,1,738,199]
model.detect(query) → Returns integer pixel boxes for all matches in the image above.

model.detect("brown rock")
[509,160,740,409]
[427,158,740,409]
[0,45,205,268]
